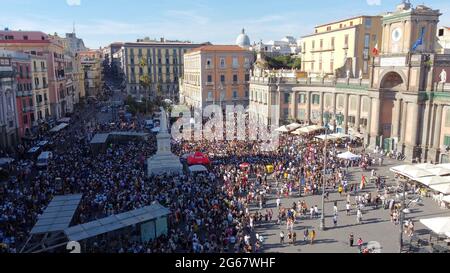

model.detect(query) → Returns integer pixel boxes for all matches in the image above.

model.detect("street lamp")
[320,111,332,231]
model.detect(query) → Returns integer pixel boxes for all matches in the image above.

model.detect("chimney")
[160,37,165,43]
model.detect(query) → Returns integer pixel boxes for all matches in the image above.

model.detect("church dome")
[236,28,251,48]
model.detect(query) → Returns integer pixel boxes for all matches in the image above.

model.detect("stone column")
[369,97,380,148]
[365,96,372,146]
[399,101,408,149]
[420,102,431,161]
[430,104,444,163]
[291,91,298,121]
[404,102,419,161]
[332,92,337,116]
[306,92,311,125]
[320,92,325,126]
[355,95,362,132]
[391,98,401,140]
[344,94,350,134]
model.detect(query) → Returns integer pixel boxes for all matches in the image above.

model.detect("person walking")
[333,215,338,227]
[356,209,362,224]
[357,237,364,252]
[346,202,351,216]
[309,230,316,245]
[303,228,309,242]
[349,233,354,247]
[333,204,338,216]
[293,232,297,245]
[280,231,285,244]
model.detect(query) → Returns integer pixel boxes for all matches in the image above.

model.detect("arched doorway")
[379,72,404,152]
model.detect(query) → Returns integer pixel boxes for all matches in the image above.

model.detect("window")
[233,90,238,99]
[445,110,450,127]
[139,67,143,75]
[312,94,320,105]
[207,91,213,101]
[364,34,370,48]
[365,18,372,29]
[350,21,353,27]
[363,60,368,74]
[244,58,250,68]
[220,58,226,68]
[320,39,323,49]
[327,26,331,31]
[312,40,315,49]
[344,35,349,47]
[233,74,238,83]
[245,90,249,98]
[207,75,212,83]
[232,57,239,68]
[138,49,142,56]
[220,75,225,83]
[245,74,250,82]
[22,35,28,40]
[331,37,335,48]
[445,135,450,147]
[23,115,28,124]
[284,93,291,104]
[439,29,445,37]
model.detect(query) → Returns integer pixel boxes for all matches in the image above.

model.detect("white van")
[36,152,53,168]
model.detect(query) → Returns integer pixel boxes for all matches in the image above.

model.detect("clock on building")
[391,28,403,42]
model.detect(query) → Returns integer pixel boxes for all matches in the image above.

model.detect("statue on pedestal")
[440,69,447,84]
[346,70,351,79]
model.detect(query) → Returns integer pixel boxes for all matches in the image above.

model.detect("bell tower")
[367,2,441,161]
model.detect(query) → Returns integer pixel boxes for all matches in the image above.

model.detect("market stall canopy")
[275,126,289,133]
[446,231,450,238]
[427,167,450,176]
[188,165,208,173]
[390,165,434,179]
[187,152,210,166]
[330,133,351,139]
[443,195,450,203]
[419,217,450,235]
[429,183,450,195]
[315,134,338,141]
[0,157,14,166]
[49,123,69,133]
[286,123,302,131]
[293,125,324,135]
[337,151,361,160]
[415,176,450,187]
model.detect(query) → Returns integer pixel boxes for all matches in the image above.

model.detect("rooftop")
[188,45,247,53]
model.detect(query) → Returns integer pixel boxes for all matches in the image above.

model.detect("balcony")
[17,90,33,97]
[310,46,335,53]
[22,106,35,113]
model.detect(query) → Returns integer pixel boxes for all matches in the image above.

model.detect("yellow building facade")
[300,16,382,79]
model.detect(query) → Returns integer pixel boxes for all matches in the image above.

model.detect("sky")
[0,0,449,49]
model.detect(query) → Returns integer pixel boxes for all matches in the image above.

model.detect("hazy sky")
[1,0,449,48]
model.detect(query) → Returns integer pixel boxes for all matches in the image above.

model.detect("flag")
[412,28,425,51]
[372,43,379,56]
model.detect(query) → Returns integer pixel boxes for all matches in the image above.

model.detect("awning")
[419,217,450,235]
[337,151,361,160]
[429,183,450,195]
[286,123,302,131]
[275,126,289,133]
[30,194,82,235]
[49,123,69,133]
[416,176,450,187]
[64,202,170,242]
[427,167,450,176]
[330,133,351,139]
[315,134,338,141]
[390,165,434,180]
[293,125,324,135]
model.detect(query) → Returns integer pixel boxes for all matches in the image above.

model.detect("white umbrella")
[330,133,351,139]
[429,183,450,195]
[427,167,450,176]
[416,176,450,186]
[275,126,289,133]
[337,151,361,160]
[286,123,302,131]
[443,195,450,203]
[419,217,450,235]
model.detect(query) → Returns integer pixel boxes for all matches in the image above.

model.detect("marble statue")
[440,69,447,84]
[359,69,363,80]
[346,70,351,79]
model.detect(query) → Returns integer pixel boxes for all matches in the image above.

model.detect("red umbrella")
[187,152,210,166]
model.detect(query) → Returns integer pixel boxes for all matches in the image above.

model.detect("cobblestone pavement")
[252,157,450,253]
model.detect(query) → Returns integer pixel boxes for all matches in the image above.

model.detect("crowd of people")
[1,97,410,253]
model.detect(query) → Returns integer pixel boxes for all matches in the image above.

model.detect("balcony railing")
[22,106,35,113]
[17,90,33,97]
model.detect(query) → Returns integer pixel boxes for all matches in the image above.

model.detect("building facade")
[0,55,19,150]
[31,54,51,125]
[250,3,450,163]
[122,38,207,101]
[79,50,103,97]
[437,26,450,54]
[180,45,254,110]
[252,36,301,57]
[300,15,382,79]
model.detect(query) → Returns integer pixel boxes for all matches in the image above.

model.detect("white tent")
[315,134,338,141]
[414,163,437,169]
[427,167,450,176]
[286,123,302,131]
[446,231,450,238]
[337,151,361,160]
[429,183,450,195]
[443,195,450,203]
[415,176,450,187]
[390,165,413,174]
[330,133,351,139]
[275,126,289,133]
[293,125,324,135]
[419,217,450,235]
[404,169,434,180]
